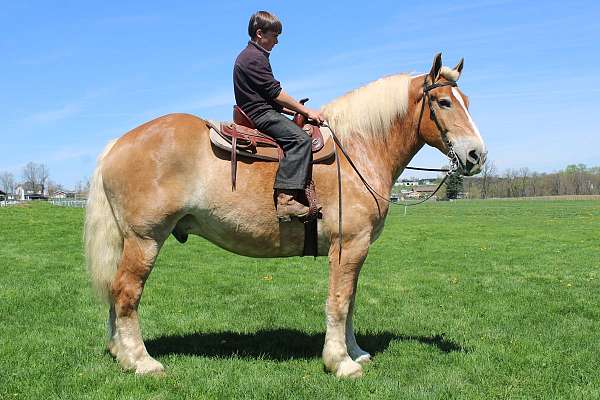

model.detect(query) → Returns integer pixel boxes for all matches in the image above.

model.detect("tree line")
[0,162,89,196]
[0,162,49,195]
[461,162,600,199]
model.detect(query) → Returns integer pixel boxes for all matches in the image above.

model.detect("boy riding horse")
[233,11,325,221]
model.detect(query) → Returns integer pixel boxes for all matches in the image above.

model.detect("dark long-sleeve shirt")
[233,41,283,121]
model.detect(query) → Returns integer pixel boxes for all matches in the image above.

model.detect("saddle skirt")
[207,120,335,163]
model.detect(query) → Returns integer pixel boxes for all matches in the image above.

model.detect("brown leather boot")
[276,189,310,222]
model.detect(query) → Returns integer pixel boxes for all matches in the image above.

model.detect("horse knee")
[112,279,143,316]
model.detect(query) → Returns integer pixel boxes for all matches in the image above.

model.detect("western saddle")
[204,100,334,256]
[207,99,334,217]
[208,101,334,182]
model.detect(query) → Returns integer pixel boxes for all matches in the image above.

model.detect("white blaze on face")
[451,87,483,142]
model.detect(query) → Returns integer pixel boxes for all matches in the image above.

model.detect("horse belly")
[180,210,328,258]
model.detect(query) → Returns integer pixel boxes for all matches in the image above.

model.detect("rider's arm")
[274,91,324,123]
[281,107,296,116]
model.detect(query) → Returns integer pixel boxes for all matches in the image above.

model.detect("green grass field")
[1,200,599,399]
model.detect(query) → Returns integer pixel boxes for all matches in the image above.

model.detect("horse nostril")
[468,149,480,164]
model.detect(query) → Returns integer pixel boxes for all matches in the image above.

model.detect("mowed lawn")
[1,200,599,399]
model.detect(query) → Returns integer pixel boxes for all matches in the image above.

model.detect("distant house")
[25,193,48,200]
[397,177,439,186]
[413,185,438,195]
[399,180,419,186]
[398,185,440,201]
[50,190,76,199]
[15,186,25,201]
[404,191,421,199]
[13,185,48,201]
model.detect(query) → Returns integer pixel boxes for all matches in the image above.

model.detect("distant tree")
[479,160,497,199]
[39,164,49,194]
[517,167,530,197]
[21,162,50,194]
[0,171,16,194]
[445,171,463,200]
[463,176,480,199]
[47,180,65,196]
[528,171,539,197]
[548,172,561,195]
[74,177,91,198]
[22,162,37,192]
[502,169,513,197]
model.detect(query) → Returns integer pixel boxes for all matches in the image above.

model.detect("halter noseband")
[416,76,460,174]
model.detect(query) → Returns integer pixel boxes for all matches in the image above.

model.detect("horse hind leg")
[107,303,118,357]
[110,236,164,374]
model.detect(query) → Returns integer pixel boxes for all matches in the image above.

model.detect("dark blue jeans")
[253,110,312,190]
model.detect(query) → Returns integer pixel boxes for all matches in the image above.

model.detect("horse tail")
[84,139,122,303]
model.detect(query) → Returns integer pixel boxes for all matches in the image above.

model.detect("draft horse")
[85,53,486,377]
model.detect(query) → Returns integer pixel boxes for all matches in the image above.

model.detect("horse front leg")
[322,237,369,378]
[110,236,164,374]
[346,295,371,364]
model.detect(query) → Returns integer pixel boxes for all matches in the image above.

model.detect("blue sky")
[2,0,599,188]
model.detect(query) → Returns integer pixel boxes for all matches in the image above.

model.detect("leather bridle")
[415,75,461,175]
[326,74,462,207]
[324,74,463,261]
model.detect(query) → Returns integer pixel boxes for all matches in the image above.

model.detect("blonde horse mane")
[321,74,412,142]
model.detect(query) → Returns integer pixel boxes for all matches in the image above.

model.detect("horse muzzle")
[450,138,487,176]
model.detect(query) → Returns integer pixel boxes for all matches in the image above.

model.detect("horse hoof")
[135,357,165,375]
[335,359,363,378]
[107,340,119,358]
[354,353,371,364]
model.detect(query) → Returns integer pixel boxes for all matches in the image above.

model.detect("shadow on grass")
[145,329,467,361]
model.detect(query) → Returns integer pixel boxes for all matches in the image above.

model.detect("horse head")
[416,53,487,176]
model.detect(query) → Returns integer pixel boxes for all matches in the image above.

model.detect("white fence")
[1,199,88,208]
[49,199,87,208]
[0,200,27,207]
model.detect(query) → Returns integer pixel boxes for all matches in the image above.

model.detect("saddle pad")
[207,120,335,163]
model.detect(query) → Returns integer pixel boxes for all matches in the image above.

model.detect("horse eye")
[438,99,452,108]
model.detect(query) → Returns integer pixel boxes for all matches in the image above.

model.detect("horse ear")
[454,58,464,80]
[429,53,442,82]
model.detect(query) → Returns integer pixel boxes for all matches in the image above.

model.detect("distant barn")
[50,190,77,199]
[25,193,48,200]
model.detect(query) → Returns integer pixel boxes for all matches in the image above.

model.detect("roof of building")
[413,185,439,193]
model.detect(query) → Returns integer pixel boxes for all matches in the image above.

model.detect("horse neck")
[335,93,423,196]
[387,104,425,182]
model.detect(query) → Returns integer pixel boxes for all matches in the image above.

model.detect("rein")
[324,75,460,262]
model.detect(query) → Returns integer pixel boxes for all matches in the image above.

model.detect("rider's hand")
[306,109,325,125]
